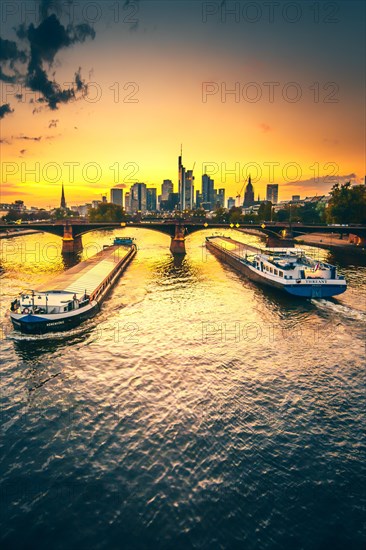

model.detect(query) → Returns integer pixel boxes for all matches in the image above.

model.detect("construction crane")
[236,180,246,206]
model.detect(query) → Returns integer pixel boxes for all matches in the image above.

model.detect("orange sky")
[0,1,364,207]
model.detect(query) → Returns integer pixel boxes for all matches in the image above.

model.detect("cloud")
[282,173,359,193]
[0,37,26,84]
[20,149,27,155]
[14,135,42,141]
[48,118,59,128]
[259,123,271,133]
[0,138,11,144]
[0,0,95,114]
[0,104,14,119]
[323,138,339,146]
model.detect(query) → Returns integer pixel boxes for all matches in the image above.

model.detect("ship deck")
[37,245,133,299]
[207,237,260,260]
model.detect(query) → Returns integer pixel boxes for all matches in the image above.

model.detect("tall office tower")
[124,192,130,212]
[178,149,195,210]
[110,187,123,206]
[218,188,225,208]
[129,183,147,213]
[227,197,235,209]
[201,174,215,209]
[146,188,157,211]
[243,175,255,207]
[161,179,173,200]
[196,190,203,208]
[266,184,279,204]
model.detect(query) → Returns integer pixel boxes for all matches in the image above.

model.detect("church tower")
[60,184,66,209]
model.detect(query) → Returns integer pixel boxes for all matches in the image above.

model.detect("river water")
[0,229,365,549]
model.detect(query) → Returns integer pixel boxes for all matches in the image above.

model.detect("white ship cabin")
[12,290,90,315]
[252,248,338,281]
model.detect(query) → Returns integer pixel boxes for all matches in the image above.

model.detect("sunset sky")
[0,0,365,207]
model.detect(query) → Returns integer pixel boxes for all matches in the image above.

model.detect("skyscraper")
[146,188,157,211]
[162,179,173,200]
[218,188,225,208]
[227,197,235,209]
[266,184,279,204]
[129,183,147,213]
[60,184,66,209]
[202,174,214,209]
[110,187,123,206]
[124,192,130,212]
[178,149,194,210]
[243,176,255,207]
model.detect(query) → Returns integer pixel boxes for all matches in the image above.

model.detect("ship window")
[270,267,273,273]
[274,269,278,275]
[279,271,283,277]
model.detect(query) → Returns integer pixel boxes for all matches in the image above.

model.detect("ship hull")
[10,303,99,335]
[206,240,346,299]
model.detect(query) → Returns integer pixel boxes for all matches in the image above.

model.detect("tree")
[326,182,366,224]
[213,207,229,223]
[257,201,273,221]
[88,202,129,222]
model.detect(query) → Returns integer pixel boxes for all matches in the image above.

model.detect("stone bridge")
[0,221,365,255]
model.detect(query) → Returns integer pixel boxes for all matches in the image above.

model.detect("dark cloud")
[0,138,11,144]
[0,0,95,113]
[13,135,42,141]
[48,119,59,128]
[0,104,14,119]
[282,173,358,191]
[0,37,27,66]
[20,149,27,155]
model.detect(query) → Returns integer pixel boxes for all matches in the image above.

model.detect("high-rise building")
[201,174,214,209]
[178,149,194,210]
[266,184,279,204]
[227,197,235,209]
[196,190,203,208]
[243,176,255,207]
[146,188,157,211]
[110,187,123,206]
[161,179,173,200]
[60,184,66,209]
[217,188,225,208]
[124,192,130,212]
[129,183,147,213]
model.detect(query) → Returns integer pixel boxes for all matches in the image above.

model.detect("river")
[1,229,365,549]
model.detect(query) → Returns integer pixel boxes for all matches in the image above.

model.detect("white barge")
[10,243,137,334]
[206,236,346,298]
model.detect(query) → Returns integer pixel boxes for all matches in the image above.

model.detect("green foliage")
[88,202,128,222]
[326,182,366,224]
[213,207,229,223]
[2,210,51,222]
[257,201,273,221]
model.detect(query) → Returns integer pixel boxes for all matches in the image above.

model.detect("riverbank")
[0,229,43,239]
[295,232,366,254]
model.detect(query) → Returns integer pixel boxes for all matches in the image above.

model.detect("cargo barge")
[206,236,346,298]
[10,243,137,334]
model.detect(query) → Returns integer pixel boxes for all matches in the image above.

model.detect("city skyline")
[0,1,364,207]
